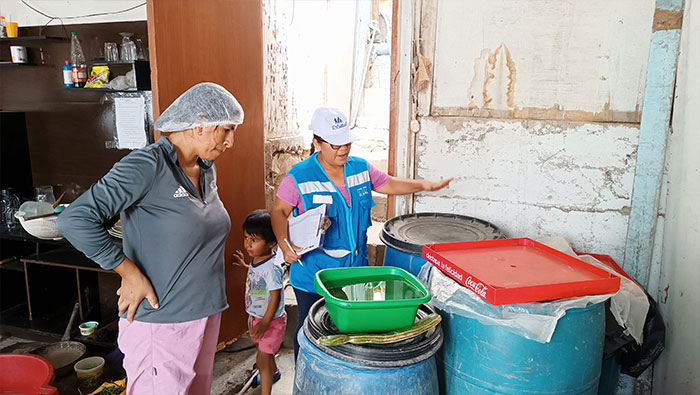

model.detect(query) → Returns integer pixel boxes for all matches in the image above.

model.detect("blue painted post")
[622,1,684,394]
[624,0,684,290]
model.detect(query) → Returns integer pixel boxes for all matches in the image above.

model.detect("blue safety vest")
[287,153,376,293]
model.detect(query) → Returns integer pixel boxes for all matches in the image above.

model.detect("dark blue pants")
[292,287,322,362]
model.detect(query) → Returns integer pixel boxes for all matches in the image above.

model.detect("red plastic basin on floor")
[0,353,58,395]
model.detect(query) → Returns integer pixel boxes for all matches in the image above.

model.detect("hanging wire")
[21,1,145,37]
[22,0,145,21]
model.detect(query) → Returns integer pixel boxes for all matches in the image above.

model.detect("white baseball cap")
[309,107,359,146]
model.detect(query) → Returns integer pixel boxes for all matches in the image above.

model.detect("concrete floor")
[212,335,295,395]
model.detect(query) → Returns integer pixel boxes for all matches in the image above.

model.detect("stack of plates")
[107,220,122,239]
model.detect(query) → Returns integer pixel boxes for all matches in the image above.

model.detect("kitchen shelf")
[0,36,68,42]
[0,61,35,66]
[64,88,150,93]
[83,60,151,90]
[85,60,147,65]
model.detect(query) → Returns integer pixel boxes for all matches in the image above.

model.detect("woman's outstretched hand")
[422,177,453,192]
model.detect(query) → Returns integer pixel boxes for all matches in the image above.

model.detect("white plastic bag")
[419,236,648,344]
[538,236,648,344]
[419,263,613,343]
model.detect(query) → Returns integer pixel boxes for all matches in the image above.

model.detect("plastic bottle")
[78,63,88,87]
[62,60,73,88]
[0,17,7,38]
[70,32,87,88]
[0,188,21,229]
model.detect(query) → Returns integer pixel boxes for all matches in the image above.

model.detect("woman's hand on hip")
[113,258,159,322]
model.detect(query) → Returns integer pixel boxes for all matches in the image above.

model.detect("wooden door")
[147,0,264,346]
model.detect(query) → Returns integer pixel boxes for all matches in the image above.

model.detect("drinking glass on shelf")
[104,42,119,62]
[35,186,56,205]
[134,37,148,60]
[119,32,137,62]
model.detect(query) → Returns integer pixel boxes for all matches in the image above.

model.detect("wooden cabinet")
[146,0,265,346]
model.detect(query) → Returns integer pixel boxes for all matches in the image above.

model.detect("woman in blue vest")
[270,107,451,359]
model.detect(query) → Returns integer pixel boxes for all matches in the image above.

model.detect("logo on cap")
[331,116,347,130]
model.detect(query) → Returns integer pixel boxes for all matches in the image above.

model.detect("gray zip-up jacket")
[57,136,231,323]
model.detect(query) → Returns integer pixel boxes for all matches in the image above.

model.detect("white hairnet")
[154,82,244,132]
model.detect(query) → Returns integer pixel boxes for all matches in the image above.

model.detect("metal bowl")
[31,341,87,377]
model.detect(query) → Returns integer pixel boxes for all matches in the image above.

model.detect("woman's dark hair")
[242,209,276,243]
[310,135,321,155]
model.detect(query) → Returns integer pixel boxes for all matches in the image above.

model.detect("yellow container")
[6,22,18,38]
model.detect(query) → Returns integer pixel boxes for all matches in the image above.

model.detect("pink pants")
[118,313,221,395]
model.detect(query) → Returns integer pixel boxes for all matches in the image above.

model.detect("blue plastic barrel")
[598,353,621,395]
[437,302,605,394]
[381,213,506,276]
[294,301,442,394]
[383,243,427,276]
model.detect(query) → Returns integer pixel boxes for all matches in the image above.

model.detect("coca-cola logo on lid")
[465,276,487,298]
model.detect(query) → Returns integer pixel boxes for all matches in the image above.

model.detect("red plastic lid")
[423,238,620,305]
[0,353,57,395]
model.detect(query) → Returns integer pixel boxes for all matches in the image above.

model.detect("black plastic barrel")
[293,300,443,394]
[380,212,506,276]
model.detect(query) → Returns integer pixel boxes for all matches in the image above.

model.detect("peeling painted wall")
[262,0,305,209]
[412,0,655,261]
[415,118,638,261]
[430,0,654,123]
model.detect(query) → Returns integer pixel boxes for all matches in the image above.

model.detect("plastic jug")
[0,189,21,229]
[70,32,87,88]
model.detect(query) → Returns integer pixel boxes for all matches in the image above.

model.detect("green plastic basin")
[314,266,431,333]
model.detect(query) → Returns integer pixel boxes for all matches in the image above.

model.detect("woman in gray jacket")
[57,82,243,394]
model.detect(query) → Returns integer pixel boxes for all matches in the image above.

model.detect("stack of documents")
[288,204,327,255]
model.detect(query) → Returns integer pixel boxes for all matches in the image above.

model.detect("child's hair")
[242,209,276,243]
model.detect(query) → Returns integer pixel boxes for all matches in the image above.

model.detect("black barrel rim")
[303,299,443,368]
[380,212,507,255]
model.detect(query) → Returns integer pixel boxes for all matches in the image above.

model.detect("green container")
[314,266,431,333]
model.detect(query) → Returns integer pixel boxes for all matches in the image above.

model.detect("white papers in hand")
[288,204,327,255]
